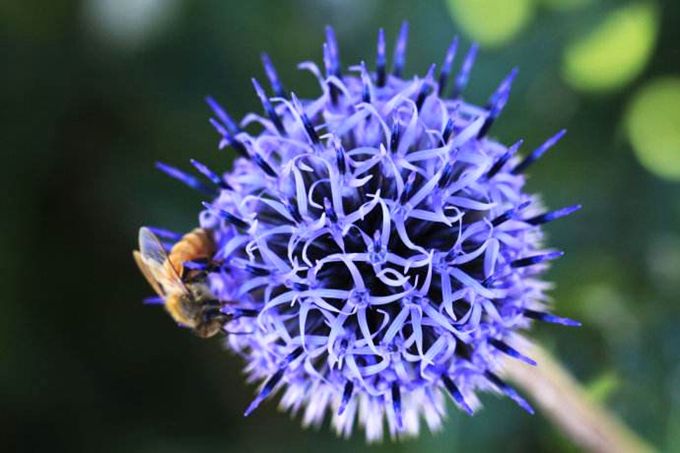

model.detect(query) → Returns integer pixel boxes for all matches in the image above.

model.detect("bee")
[133,227,229,338]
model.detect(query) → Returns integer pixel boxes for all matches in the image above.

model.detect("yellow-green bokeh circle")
[625,78,680,180]
[540,0,591,11]
[562,3,658,92]
[445,0,535,48]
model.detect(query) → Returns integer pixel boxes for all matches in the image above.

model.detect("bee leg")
[203,307,256,336]
[203,307,246,333]
[184,271,208,283]
[183,259,226,283]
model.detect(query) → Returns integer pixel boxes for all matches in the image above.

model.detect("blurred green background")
[2,0,679,451]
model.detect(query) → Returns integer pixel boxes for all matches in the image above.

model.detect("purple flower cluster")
[156,23,580,441]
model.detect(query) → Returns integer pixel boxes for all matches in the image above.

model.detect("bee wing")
[139,227,171,266]
[133,250,165,297]
[137,227,189,294]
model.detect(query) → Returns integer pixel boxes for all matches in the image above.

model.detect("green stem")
[503,343,656,453]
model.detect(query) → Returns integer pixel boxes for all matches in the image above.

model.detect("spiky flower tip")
[157,22,581,441]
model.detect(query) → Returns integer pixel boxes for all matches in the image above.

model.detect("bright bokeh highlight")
[562,3,658,92]
[445,0,535,48]
[625,77,680,180]
[540,0,591,11]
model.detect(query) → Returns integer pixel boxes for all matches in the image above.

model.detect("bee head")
[195,306,229,338]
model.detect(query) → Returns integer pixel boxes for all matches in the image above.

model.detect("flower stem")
[503,343,656,453]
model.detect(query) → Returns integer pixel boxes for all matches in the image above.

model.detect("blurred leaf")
[585,372,621,404]
[445,0,535,48]
[562,3,659,92]
[625,77,680,180]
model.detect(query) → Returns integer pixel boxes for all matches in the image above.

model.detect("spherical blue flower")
[154,23,580,441]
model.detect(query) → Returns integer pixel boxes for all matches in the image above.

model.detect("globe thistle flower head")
[154,22,580,441]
